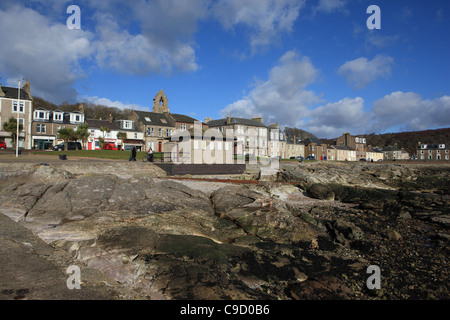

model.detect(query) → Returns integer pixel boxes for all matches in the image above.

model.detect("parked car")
[290,156,304,161]
[0,141,6,149]
[104,143,120,150]
[359,158,367,161]
[305,156,315,160]
[52,142,82,151]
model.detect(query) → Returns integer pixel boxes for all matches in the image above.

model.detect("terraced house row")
[1,82,448,161]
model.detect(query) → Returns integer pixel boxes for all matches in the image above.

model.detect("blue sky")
[0,0,449,138]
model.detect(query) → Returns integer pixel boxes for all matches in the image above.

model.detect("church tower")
[152,90,169,113]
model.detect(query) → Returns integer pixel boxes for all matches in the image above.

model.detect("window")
[34,111,48,120]
[134,133,137,139]
[54,113,63,121]
[180,124,187,131]
[161,119,167,124]
[158,128,162,137]
[446,155,449,160]
[421,150,424,154]
[13,101,24,113]
[145,117,151,122]
[446,150,449,154]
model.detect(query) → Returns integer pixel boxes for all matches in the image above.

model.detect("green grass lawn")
[32,150,163,161]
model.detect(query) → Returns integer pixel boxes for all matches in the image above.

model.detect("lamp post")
[16,80,21,158]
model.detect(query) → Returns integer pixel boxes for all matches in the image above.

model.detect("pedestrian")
[129,146,137,161]
[147,147,153,162]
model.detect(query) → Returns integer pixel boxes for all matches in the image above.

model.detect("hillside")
[363,128,450,155]
[32,97,132,121]
[320,128,450,156]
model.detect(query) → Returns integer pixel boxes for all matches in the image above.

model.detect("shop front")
[32,136,56,150]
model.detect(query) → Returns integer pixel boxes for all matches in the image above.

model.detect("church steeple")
[152,90,169,113]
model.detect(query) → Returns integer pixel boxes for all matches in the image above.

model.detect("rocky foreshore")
[0,161,448,300]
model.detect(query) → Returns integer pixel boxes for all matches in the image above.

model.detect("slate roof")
[329,145,355,151]
[208,117,267,128]
[170,113,203,124]
[86,119,121,131]
[302,137,325,146]
[0,86,32,100]
[134,110,176,127]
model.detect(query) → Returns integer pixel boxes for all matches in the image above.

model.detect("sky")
[0,0,449,139]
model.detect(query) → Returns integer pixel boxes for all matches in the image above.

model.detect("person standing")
[147,147,153,162]
[129,146,137,161]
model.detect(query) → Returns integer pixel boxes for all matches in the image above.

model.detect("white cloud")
[0,5,94,103]
[220,50,320,126]
[94,13,198,75]
[315,0,347,13]
[371,92,450,132]
[365,33,400,48]
[212,0,305,54]
[305,97,368,138]
[220,50,449,138]
[338,55,394,89]
[83,96,149,111]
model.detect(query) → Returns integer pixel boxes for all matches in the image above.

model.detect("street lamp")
[16,80,21,158]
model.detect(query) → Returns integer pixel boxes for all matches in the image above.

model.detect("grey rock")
[307,183,335,201]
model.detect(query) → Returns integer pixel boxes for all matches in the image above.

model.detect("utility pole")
[16,80,21,158]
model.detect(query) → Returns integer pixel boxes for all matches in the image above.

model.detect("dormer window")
[34,110,49,121]
[53,112,63,122]
[69,112,84,123]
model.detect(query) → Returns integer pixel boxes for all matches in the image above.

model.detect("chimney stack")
[226,115,231,125]
[0,82,4,97]
[22,81,31,97]
[252,116,262,123]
